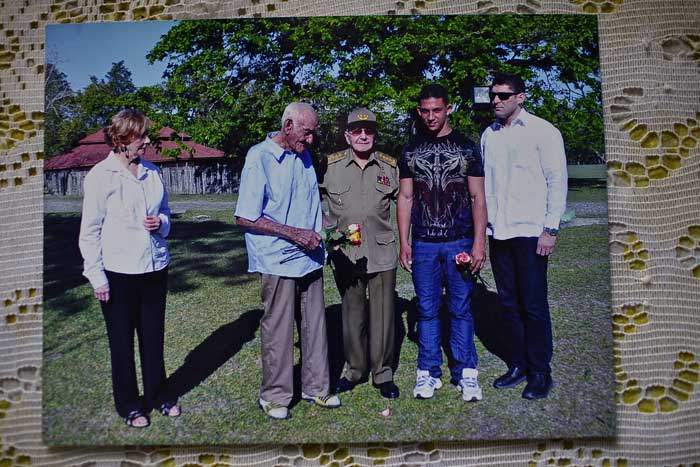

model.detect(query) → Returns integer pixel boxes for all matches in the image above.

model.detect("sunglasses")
[489,91,519,101]
[348,127,376,136]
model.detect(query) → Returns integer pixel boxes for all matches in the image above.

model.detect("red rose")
[455,251,472,266]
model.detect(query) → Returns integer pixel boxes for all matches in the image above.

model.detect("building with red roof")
[44,127,237,195]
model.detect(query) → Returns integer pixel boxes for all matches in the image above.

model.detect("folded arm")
[235,216,320,250]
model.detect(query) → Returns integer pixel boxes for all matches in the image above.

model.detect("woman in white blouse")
[79,109,180,428]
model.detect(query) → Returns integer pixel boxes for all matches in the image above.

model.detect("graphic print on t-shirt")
[400,131,484,240]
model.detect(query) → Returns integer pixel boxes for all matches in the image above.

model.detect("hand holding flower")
[455,248,486,280]
[281,223,362,264]
[346,223,362,246]
[468,242,486,273]
[455,251,475,280]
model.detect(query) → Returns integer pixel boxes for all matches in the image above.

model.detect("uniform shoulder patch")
[376,152,397,167]
[327,151,347,165]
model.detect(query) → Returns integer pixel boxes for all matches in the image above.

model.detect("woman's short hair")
[104,109,151,149]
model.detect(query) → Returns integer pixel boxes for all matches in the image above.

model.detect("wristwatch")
[543,227,559,236]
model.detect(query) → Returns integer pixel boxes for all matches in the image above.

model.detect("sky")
[46,21,179,91]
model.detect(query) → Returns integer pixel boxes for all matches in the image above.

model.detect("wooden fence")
[44,161,240,196]
[45,162,606,196]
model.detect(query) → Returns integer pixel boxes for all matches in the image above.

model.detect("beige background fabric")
[1,0,699,465]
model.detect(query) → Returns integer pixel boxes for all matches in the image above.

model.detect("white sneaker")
[413,369,443,399]
[259,398,289,419]
[457,368,483,402]
[301,392,341,408]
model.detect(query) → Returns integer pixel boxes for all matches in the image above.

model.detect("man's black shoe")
[377,381,400,399]
[335,377,358,394]
[493,366,527,389]
[522,373,553,400]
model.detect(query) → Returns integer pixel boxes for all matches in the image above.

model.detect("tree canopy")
[46,16,603,165]
[45,61,172,157]
[145,15,602,163]
[44,62,74,157]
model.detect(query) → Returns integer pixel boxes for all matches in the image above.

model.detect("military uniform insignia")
[376,152,397,167]
[327,151,348,165]
[377,173,391,186]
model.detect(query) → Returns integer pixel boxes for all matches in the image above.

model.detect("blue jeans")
[412,238,477,382]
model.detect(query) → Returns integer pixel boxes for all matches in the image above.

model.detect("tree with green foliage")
[147,15,602,163]
[45,61,172,157]
[44,62,75,157]
[76,61,142,130]
[104,60,137,96]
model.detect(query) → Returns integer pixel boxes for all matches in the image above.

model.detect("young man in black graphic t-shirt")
[397,84,488,401]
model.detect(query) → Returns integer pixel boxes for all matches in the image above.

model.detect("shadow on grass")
[164,308,263,401]
[319,286,511,384]
[325,303,345,388]
[394,283,512,378]
[288,294,413,401]
[471,283,513,366]
[44,214,256,315]
[323,294,418,389]
[394,294,415,371]
[292,284,512,394]
[568,179,606,188]
[166,219,253,295]
[44,214,88,313]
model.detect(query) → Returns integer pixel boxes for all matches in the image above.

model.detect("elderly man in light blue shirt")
[481,72,567,401]
[234,102,340,420]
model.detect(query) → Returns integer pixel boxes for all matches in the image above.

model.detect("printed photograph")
[42,15,615,445]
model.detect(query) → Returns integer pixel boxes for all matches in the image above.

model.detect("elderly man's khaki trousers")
[259,268,329,406]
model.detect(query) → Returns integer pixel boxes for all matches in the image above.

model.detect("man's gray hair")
[281,102,316,128]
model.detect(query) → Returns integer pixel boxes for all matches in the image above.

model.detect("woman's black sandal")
[158,402,181,417]
[124,410,150,428]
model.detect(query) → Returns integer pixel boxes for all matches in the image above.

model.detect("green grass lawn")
[168,193,238,202]
[566,182,608,202]
[43,206,615,445]
[47,184,604,206]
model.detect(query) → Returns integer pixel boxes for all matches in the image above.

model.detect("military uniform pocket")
[374,182,395,213]
[373,231,397,266]
[327,184,351,212]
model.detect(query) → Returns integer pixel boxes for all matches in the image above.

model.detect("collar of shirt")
[343,148,378,167]
[491,108,531,131]
[264,133,289,162]
[103,151,153,180]
[264,132,312,165]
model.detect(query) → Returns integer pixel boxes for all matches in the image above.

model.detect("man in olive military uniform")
[320,108,400,399]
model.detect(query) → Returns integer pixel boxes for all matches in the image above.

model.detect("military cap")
[347,108,377,129]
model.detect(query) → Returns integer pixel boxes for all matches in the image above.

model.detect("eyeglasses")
[489,91,518,101]
[348,127,376,136]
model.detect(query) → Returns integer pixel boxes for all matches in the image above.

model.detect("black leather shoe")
[335,377,358,394]
[522,373,553,400]
[377,381,400,399]
[493,366,527,389]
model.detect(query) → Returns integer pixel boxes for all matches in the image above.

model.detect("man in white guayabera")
[481,72,568,400]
